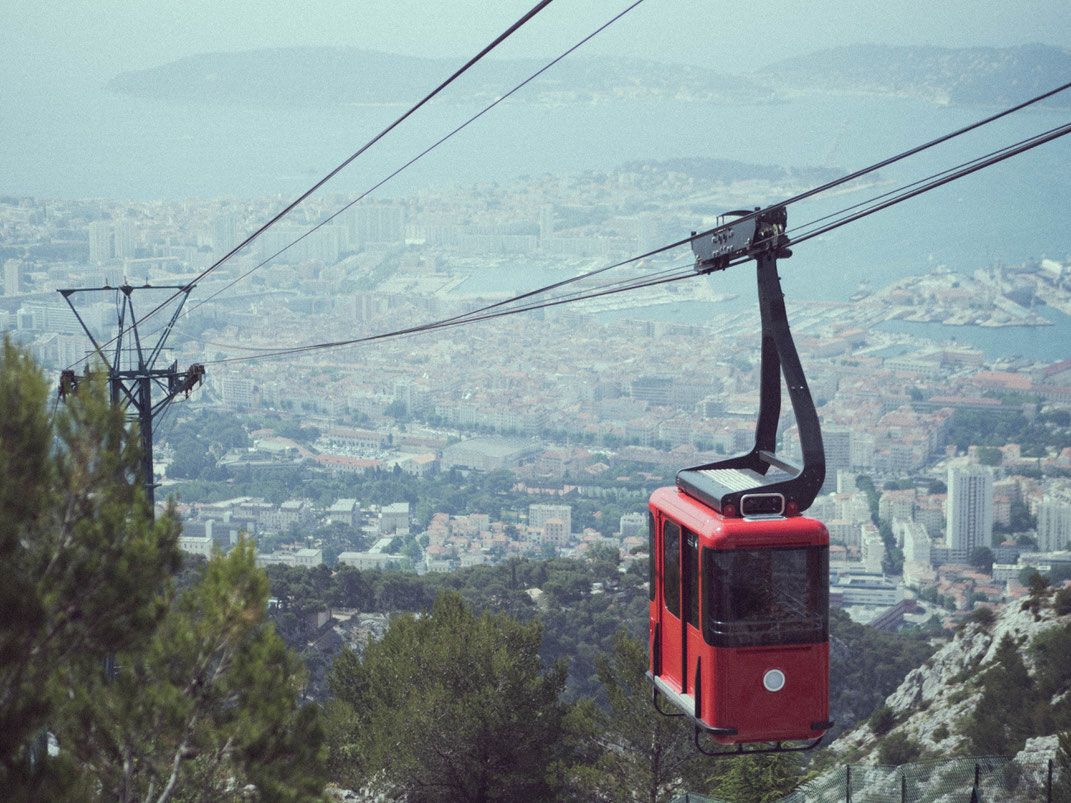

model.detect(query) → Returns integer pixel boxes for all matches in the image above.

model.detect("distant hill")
[107,44,1071,110]
[106,47,773,107]
[758,43,1071,108]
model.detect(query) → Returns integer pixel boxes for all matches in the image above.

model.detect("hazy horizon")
[3,0,1070,82]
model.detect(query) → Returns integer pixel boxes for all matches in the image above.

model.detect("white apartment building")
[946,465,994,561]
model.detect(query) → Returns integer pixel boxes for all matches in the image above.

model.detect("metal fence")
[673,755,1062,803]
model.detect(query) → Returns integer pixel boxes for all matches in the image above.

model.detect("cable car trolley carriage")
[647,207,833,757]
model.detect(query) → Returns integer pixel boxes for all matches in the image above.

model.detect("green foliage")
[1028,624,1071,733]
[0,342,323,800]
[827,609,934,741]
[1055,731,1071,803]
[855,474,880,522]
[869,705,896,736]
[969,546,995,574]
[1056,587,1071,617]
[976,446,1003,466]
[0,342,182,787]
[267,553,648,704]
[970,606,997,629]
[561,631,719,802]
[995,498,1037,535]
[965,635,1036,755]
[164,409,249,481]
[55,540,325,800]
[947,408,1071,455]
[1028,571,1052,598]
[708,752,803,803]
[383,399,408,420]
[327,591,568,801]
[877,731,922,765]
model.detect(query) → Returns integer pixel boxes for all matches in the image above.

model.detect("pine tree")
[966,634,1035,755]
[0,340,181,788]
[0,341,325,800]
[55,540,325,801]
[326,590,568,801]
[707,752,803,803]
[562,630,716,802]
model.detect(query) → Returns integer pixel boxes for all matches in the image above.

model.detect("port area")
[857,261,1071,327]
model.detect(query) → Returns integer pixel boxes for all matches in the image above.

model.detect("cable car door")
[659,518,684,690]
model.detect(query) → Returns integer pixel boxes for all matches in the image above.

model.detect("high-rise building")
[946,465,993,561]
[861,523,885,573]
[541,517,568,548]
[349,203,406,248]
[897,519,932,566]
[836,470,857,494]
[113,218,136,259]
[3,259,20,296]
[213,211,237,257]
[1037,491,1071,552]
[821,426,852,494]
[88,221,113,264]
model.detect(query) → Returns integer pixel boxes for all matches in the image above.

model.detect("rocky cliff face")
[830,593,1071,763]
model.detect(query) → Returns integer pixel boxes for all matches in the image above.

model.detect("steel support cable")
[789,120,1071,248]
[208,262,698,361]
[187,261,692,355]
[681,79,1071,248]
[333,80,1071,340]
[420,119,1071,333]
[105,73,1071,367]
[787,120,1071,243]
[710,120,1071,275]
[146,0,650,339]
[202,116,1071,365]
[65,0,559,370]
[203,263,699,364]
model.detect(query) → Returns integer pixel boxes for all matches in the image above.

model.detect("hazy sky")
[4,0,1070,80]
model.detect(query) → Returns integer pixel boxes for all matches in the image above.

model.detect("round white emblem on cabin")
[763,669,786,692]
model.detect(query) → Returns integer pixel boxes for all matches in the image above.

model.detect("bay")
[2,79,1069,360]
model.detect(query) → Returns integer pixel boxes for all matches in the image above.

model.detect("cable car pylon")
[647,207,832,757]
[58,283,204,507]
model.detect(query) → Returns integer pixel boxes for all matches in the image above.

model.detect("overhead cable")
[155,0,650,332]
[66,0,560,368]
[204,113,1071,365]
[789,120,1071,247]
[203,262,698,364]
[127,75,1071,363]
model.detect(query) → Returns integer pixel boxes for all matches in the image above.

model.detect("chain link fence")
[673,755,1062,802]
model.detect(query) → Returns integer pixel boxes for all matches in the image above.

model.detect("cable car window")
[702,545,828,648]
[684,528,698,627]
[648,511,656,602]
[663,520,681,617]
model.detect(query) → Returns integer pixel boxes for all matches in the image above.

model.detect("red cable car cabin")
[647,208,832,756]
[648,489,830,749]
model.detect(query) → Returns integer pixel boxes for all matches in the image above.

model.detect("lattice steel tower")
[59,283,204,506]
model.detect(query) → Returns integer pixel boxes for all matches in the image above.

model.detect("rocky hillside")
[830,586,1071,767]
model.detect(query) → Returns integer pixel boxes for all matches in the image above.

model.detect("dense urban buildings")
[2,167,1070,629]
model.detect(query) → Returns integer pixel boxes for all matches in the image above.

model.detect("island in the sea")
[106,44,1071,111]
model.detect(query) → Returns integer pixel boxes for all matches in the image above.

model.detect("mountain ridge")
[105,43,1071,109]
